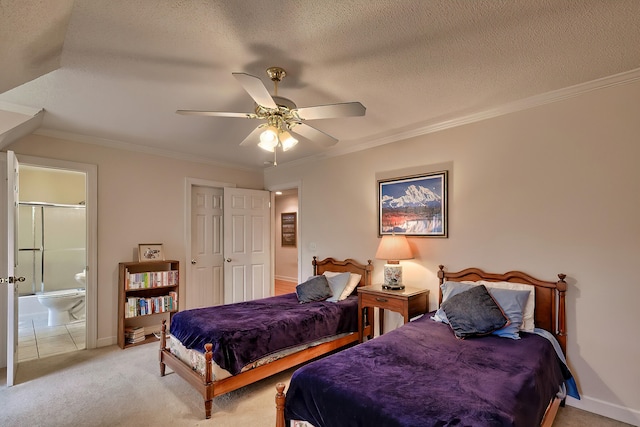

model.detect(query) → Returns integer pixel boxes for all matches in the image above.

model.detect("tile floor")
[18,315,86,362]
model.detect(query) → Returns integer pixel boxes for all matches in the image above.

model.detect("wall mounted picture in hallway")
[281,213,297,247]
[378,171,448,237]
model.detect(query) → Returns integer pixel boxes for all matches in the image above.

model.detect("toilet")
[37,288,86,326]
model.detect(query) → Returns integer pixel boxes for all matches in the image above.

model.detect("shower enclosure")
[16,202,87,296]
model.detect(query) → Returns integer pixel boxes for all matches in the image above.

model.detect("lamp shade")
[375,234,413,289]
[375,234,413,261]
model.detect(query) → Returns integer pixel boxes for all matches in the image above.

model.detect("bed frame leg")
[159,320,167,377]
[275,383,286,427]
[205,399,212,419]
[204,343,214,419]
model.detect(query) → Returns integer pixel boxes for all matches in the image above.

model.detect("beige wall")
[7,134,264,347]
[265,79,640,422]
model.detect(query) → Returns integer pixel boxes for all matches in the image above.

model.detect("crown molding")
[32,128,260,172]
[340,66,640,155]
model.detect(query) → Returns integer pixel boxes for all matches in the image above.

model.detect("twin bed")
[158,256,373,419]
[158,257,576,426]
[276,265,576,427]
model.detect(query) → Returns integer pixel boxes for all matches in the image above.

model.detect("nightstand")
[357,285,429,342]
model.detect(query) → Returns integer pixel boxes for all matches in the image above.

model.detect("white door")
[4,151,23,386]
[188,186,224,309]
[223,188,271,304]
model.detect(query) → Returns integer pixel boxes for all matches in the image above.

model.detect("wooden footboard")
[160,320,361,419]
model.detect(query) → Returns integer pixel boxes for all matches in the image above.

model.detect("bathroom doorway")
[14,156,97,361]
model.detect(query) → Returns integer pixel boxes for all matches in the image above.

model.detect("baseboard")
[96,336,117,348]
[566,395,640,425]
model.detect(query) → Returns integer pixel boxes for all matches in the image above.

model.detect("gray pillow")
[296,275,333,303]
[441,285,509,339]
[325,272,351,302]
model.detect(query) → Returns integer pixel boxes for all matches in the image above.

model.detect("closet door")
[188,186,224,309]
[223,188,271,304]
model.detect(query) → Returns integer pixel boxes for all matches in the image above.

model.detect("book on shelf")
[124,326,146,344]
[124,293,178,317]
[125,270,179,290]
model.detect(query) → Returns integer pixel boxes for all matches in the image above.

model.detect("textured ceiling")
[1,0,640,170]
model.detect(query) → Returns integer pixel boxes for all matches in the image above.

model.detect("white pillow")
[323,271,362,301]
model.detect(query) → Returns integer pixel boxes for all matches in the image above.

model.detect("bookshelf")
[118,260,179,349]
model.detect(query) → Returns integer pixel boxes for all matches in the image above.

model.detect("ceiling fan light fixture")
[178,66,365,160]
[279,130,298,151]
[258,139,277,152]
[259,126,278,152]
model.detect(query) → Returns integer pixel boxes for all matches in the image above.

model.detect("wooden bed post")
[160,320,167,376]
[556,274,567,355]
[204,343,214,419]
[275,383,286,427]
[437,265,445,302]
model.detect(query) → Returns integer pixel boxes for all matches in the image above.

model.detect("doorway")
[273,187,300,295]
[14,155,97,363]
[16,167,86,360]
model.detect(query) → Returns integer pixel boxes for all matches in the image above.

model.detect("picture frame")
[281,212,297,247]
[138,243,165,261]
[378,170,448,237]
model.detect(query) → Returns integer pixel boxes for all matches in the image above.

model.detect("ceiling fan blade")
[232,73,277,109]
[295,102,366,120]
[290,122,338,147]
[176,110,256,118]
[239,125,265,146]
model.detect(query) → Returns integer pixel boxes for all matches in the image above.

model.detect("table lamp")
[375,234,413,290]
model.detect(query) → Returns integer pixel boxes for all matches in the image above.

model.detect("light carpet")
[0,343,632,426]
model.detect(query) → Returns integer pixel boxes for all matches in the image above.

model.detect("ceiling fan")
[176,67,365,156]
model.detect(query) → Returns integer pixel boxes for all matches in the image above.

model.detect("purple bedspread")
[285,314,565,427]
[169,293,358,375]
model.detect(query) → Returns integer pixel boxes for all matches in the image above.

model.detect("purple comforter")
[285,314,565,427]
[169,293,358,375]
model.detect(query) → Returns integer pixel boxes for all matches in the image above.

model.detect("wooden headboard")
[437,265,567,355]
[313,256,373,288]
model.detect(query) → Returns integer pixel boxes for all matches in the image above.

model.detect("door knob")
[0,276,25,284]
[225,258,232,262]
[191,259,196,264]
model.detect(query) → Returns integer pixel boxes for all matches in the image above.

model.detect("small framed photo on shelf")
[138,243,165,261]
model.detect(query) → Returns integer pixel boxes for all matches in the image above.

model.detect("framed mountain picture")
[378,171,448,237]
